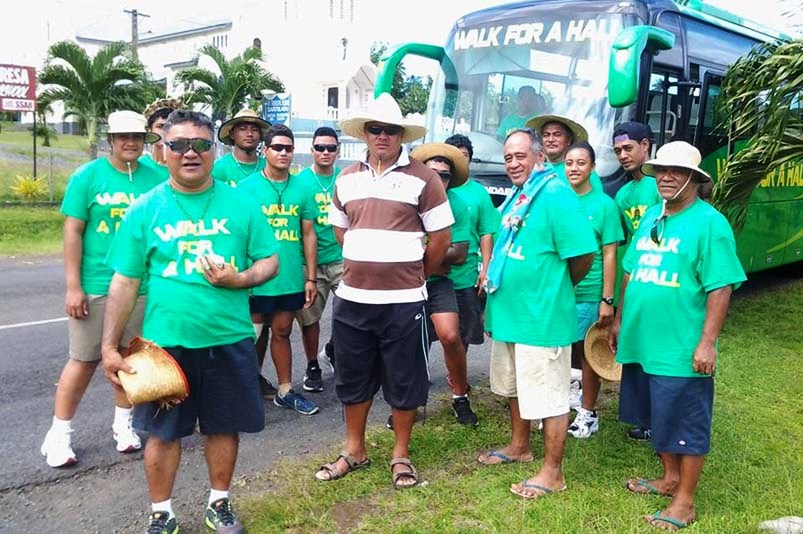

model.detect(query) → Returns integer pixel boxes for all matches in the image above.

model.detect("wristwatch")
[601,296,614,306]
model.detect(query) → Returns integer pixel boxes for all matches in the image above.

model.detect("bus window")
[653,12,684,69]
[692,69,727,159]
[646,71,679,146]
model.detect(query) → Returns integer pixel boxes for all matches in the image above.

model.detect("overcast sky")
[2,0,799,73]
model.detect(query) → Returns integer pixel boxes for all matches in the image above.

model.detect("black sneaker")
[303,366,323,392]
[627,427,652,441]
[386,414,394,430]
[147,511,178,534]
[452,396,479,426]
[259,375,277,400]
[205,498,244,533]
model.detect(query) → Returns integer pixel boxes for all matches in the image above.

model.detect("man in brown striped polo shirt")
[313,94,453,489]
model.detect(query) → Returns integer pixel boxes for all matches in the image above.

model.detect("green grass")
[0,125,90,152]
[0,206,63,255]
[0,160,71,201]
[241,281,803,533]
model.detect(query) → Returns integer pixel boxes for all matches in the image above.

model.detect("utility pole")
[123,9,150,59]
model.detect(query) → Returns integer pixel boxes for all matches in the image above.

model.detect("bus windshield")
[427,4,637,178]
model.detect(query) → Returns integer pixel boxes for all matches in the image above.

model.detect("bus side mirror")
[375,43,458,98]
[608,26,675,108]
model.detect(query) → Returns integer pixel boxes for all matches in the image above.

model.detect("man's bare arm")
[693,285,733,375]
[64,217,88,319]
[334,226,345,247]
[201,255,279,289]
[101,273,141,386]
[568,252,595,286]
[423,227,451,277]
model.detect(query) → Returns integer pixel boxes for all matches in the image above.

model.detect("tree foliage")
[369,42,431,115]
[713,39,803,230]
[38,40,151,158]
[175,45,284,122]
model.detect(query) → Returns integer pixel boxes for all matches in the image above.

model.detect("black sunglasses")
[313,144,339,153]
[650,215,666,245]
[165,138,214,154]
[364,123,403,136]
[436,171,453,181]
[268,144,294,153]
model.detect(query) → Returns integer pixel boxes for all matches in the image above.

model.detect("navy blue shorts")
[332,296,429,410]
[249,292,305,314]
[619,364,714,455]
[455,287,484,346]
[618,363,652,428]
[133,338,264,441]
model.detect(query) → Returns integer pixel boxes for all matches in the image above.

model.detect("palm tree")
[38,40,150,158]
[175,45,284,122]
[713,38,803,230]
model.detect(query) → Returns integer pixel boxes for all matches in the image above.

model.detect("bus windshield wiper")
[471,158,506,165]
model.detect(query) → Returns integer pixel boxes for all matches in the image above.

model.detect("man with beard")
[213,109,271,187]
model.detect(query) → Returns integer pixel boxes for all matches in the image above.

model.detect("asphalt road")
[0,255,492,533]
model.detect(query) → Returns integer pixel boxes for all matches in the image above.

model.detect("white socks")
[51,416,72,433]
[152,499,174,517]
[209,489,229,506]
[277,383,292,397]
[113,406,133,428]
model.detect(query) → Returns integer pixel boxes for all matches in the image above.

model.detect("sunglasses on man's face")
[165,138,214,154]
[436,171,453,181]
[650,215,666,245]
[268,144,294,153]
[364,123,402,136]
[313,144,339,153]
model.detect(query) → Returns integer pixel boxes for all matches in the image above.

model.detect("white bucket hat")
[108,110,160,144]
[339,93,427,144]
[641,141,711,182]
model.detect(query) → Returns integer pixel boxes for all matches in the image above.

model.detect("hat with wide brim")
[584,323,622,382]
[339,93,427,144]
[143,97,185,121]
[108,110,160,144]
[641,141,711,182]
[218,109,272,145]
[118,337,190,406]
[410,142,469,188]
[525,114,589,143]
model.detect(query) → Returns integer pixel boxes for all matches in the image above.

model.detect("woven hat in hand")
[584,323,622,382]
[118,337,190,406]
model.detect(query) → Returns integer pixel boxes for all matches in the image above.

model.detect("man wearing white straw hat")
[101,110,279,533]
[610,141,745,530]
[314,93,453,489]
[213,109,270,187]
[40,110,163,469]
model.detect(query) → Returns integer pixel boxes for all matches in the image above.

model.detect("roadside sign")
[262,92,291,126]
[0,64,36,112]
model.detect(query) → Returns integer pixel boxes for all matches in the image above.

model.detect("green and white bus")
[375,0,802,272]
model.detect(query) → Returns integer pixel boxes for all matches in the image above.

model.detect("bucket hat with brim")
[584,323,622,382]
[339,93,427,144]
[143,97,185,121]
[525,114,589,143]
[218,109,272,146]
[108,110,160,144]
[410,142,469,188]
[641,141,711,182]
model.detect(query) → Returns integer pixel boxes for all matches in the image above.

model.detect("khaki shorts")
[489,340,571,420]
[296,261,343,327]
[68,295,146,362]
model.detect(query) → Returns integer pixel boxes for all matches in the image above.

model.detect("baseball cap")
[612,121,653,144]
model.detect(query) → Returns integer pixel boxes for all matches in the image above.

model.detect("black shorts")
[426,278,458,315]
[332,296,429,410]
[455,287,484,346]
[249,292,305,314]
[619,363,714,455]
[133,338,264,441]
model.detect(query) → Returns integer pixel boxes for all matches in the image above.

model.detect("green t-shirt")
[61,158,163,295]
[212,153,266,188]
[485,178,597,346]
[552,161,604,192]
[615,175,661,239]
[496,114,530,139]
[430,189,470,282]
[617,199,746,377]
[137,153,170,181]
[107,181,278,348]
[294,166,343,265]
[574,189,624,302]
[448,179,501,290]
[238,172,315,296]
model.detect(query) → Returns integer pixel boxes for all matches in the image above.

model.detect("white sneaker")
[112,416,142,453]
[568,408,599,439]
[40,428,77,468]
[569,379,583,411]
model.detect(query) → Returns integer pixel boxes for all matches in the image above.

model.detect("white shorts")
[489,340,571,420]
